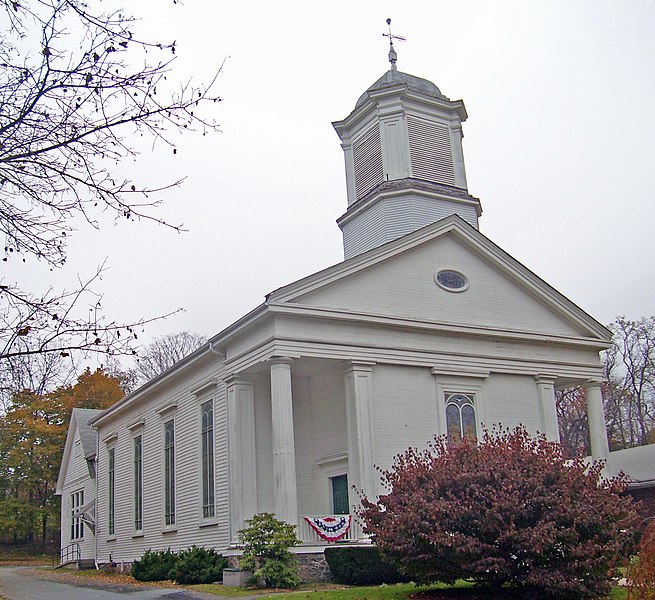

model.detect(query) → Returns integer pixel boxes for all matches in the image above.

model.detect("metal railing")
[58,543,80,566]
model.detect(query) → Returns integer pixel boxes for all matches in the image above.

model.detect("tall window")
[445,393,477,444]
[108,448,115,535]
[331,474,349,514]
[134,435,143,531]
[201,401,215,518]
[70,490,84,540]
[164,420,175,525]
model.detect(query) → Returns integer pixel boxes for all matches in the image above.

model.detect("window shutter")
[353,125,383,199]
[408,115,455,185]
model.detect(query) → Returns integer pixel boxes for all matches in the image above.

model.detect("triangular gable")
[56,408,103,495]
[268,215,611,341]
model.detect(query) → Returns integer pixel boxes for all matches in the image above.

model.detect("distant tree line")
[0,331,205,549]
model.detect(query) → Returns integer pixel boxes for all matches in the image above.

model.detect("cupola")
[333,27,482,259]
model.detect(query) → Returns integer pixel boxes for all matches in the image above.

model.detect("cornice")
[337,179,482,227]
[223,335,604,382]
[266,302,609,350]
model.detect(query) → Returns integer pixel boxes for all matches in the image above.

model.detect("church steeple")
[333,25,482,260]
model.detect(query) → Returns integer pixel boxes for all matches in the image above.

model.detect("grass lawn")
[190,581,626,600]
[0,563,628,600]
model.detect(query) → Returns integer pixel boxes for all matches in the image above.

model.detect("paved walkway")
[0,566,228,600]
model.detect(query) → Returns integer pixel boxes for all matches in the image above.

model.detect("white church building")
[57,42,650,571]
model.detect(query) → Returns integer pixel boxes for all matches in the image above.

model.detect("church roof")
[72,408,103,459]
[355,69,446,108]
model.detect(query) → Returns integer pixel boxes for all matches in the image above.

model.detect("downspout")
[94,425,99,569]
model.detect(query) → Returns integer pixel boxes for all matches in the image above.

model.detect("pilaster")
[344,361,376,510]
[225,375,257,543]
[535,375,559,442]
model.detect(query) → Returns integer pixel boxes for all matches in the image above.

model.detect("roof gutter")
[91,302,269,428]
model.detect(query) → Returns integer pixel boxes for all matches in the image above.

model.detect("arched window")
[445,393,477,443]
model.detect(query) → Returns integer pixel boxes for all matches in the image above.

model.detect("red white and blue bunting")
[304,515,352,542]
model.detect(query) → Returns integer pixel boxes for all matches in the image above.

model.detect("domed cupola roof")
[332,20,481,260]
[355,70,446,109]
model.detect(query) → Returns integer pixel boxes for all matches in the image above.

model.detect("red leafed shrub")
[359,426,637,599]
[627,519,655,600]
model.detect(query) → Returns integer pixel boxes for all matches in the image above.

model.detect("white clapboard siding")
[342,193,479,260]
[60,430,96,561]
[95,361,229,564]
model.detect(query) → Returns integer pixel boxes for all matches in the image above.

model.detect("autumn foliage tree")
[627,519,655,600]
[360,427,637,599]
[0,368,123,547]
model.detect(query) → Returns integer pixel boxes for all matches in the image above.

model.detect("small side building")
[55,408,103,567]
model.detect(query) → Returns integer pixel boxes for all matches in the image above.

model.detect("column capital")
[269,356,296,367]
[584,379,605,390]
[344,360,375,375]
[224,373,253,386]
[534,374,557,385]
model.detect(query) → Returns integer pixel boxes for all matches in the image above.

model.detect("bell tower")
[333,23,482,260]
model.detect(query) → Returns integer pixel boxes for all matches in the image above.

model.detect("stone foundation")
[295,551,332,583]
[226,550,333,583]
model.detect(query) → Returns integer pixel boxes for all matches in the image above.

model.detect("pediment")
[268,216,610,342]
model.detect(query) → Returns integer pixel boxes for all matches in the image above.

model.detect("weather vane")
[382,18,406,71]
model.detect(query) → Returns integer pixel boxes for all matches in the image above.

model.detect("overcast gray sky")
[13,1,655,358]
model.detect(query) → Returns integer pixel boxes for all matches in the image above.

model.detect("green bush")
[324,546,411,585]
[254,558,301,589]
[238,512,301,588]
[169,545,227,584]
[131,548,177,581]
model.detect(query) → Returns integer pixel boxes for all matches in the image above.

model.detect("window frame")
[108,447,115,536]
[315,453,350,516]
[163,419,176,527]
[432,372,486,443]
[445,392,477,443]
[133,434,143,532]
[200,399,215,519]
[70,489,84,541]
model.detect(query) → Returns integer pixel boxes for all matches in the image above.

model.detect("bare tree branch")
[132,330,206,384]
[0,0,222,365]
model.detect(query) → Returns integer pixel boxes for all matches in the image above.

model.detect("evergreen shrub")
[324,546,411,585]
[169,545,227,584]
[131,548,177,581]
[238,512,301,588]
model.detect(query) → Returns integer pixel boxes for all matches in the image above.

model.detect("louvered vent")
[408,116,455,185]
[353,126,383,199]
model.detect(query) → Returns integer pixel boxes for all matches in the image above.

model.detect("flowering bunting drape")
[304,515,352,542]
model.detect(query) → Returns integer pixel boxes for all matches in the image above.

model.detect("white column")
[535,375,560,442]
[226,375,257,543]
[344,362,376,511]
[585,380,610,459]
[270,358,298,525]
